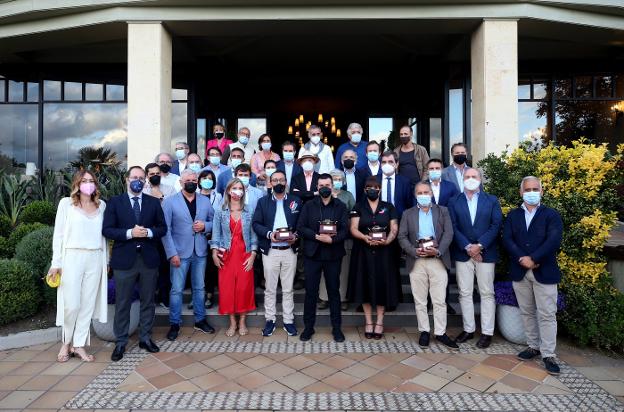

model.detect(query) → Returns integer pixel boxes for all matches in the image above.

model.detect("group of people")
[48,122,564,376]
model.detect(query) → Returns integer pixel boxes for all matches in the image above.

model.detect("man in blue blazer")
[252,170,302,337]
[161,169,216,341]
[447,168,503,349]
[171,142,190,176]
[216,147,257,195]
[503,176,563,375]
[276,140,302,188]
[376,151,414,217]
[427,159,460,207]
[103,166,167,361]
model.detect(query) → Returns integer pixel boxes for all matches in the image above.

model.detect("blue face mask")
[175,149,186,160]
[523,191,541,206]
[283,152,295,161]
[189,163,202,173]
[200,179,214,190]
[129,179,144,193]
[231,158,242,168]
[261,142,272,151]
[333,180,343,190]
[416,195,432,207]
[428,170,442,181]
[351,133,362,144]
[238,136,249,145]
[209,156,221,166]
[238,176,250,187]
[367,152,379,162]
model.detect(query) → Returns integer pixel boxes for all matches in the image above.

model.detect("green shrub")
[0,215,12,238]
[15,226,56,307]
[20,201,56,226]
[0,259,40,326]
[7,222,46,254]
[0,237,11,259]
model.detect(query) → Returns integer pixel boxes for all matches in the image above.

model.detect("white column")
[470,19,518,163]
[127,22,172,169]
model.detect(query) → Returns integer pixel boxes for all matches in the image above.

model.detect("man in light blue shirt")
[334,122,368,170]
[235,164,263,213]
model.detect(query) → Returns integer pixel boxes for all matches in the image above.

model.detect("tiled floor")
[0,326,623,411]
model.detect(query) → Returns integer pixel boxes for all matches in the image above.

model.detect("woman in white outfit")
[48,170,108,362]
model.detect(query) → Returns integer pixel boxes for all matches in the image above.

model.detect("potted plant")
[91,277,141,342]
[495,280,565,344]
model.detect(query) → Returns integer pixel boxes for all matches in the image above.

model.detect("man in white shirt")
[377,151,413,217]
[359,141,382,177]
[222,127,256,165]
[298,124,334,174]
[155,152,181,192]
[235,163,263,213]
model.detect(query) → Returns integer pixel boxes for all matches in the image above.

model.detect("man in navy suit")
[103,166,167,361]
[339,149,366,203]
[441,143,473,193]
[427,159,459,207]
[171,142,190,176]
[252,170,302,337]
[503,176,563,375]
[276,140,302,188]
[216,147,257,194]
[359,141,382,178]
[161,169,216,341]
[376,151,413,217]
[448,168,503,349]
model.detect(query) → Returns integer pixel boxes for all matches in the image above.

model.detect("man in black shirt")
[296,173,349,342]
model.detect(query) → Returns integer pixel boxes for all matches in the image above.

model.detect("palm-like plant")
[31,169,66,207]
[0,172,32,226]
[70,146,121,172]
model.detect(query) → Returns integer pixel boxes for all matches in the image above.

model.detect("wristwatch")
[477,243,484,250]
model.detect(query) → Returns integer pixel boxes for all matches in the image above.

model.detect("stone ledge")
[0,326,61,350]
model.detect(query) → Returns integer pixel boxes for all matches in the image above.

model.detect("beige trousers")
[262,248,297,323]
[456,259,496,335]
[409,257,448,336]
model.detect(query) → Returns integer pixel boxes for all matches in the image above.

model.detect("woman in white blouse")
[48,170,108,362]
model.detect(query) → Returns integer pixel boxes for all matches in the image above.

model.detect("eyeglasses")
[129,177,146,182]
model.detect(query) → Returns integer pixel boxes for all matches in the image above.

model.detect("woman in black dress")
[347,176,400,339]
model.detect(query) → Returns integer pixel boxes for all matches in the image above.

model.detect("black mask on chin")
[273,183,286,194]
[148,175,161,186]
[453,154,467,165]
[319,187,332,198]
[159,163,171,173]
[183,182,198,194]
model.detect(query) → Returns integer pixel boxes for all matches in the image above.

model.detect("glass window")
[85,83,103,101]
[43,103,128,170]
[171,102,188,152]
[172,88,188,101]
[429,118,442,160]
[0,80,5,102]
[196,118,207,157]
[574,76,592,98]
[449,87,464,146]
[8,81,24,102]
[237,118,267,148]
[44,80,61,100]
[555,101,622,148]
[519,101,550,145]
[533,79,549,100]
[596,76,613,98]
[106,84,124,101]
[518,78,531,99]
[26,82,39,102]
[554,78,572,98]
[64,82,82,100]
[407,117,418,143]
[0,105,38,171]
[368,117,393,148]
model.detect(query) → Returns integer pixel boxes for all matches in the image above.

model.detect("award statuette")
[368,225,387,241]
[275,227,295,241]
[318,219,338,235]
[417,237,438,251]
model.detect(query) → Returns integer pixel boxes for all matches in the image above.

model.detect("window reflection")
[596,76,613,98]
[85,83,103,101]
[575,76,592,98]
[0,105,38,170]
[237,118,267,149]
[64,82,82,100]
[44,81,61,100]
[555,101,623,149]
[172,89,188,101]
[518,78,531,99]
[171,102,188,151]
[106,84,124,101]
[533,79,549,100]
[368,117,393,146]
[449,88,463,146]
[0,80,5,102]
[555,78,571,98]
[429,118,442,159]
[8,81,24,102]
[519,102,549,144]
[27,82,39,102]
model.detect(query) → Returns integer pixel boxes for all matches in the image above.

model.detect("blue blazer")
[432,179,460,207]
[161,192,214,260]
[171,160,185,176]
[276,160,302,183]
[358,164,382,179]
[447,192,503,263]
[102,193,167,270]
[252,194,302,255]
[216,168,257,195]
[375,174,414,217]
[503,205,563,284]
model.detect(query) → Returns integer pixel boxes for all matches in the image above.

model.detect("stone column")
[470,19,518,163]
[127,22,172,169]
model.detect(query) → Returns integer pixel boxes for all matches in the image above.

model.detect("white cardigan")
[51,197,109,327]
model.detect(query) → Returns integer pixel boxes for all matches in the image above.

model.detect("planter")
[92,301,140,342]
[496,304,527,345]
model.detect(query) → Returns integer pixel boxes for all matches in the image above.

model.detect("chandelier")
[288,114,342,150]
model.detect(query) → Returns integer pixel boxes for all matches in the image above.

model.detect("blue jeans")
[169,252,207,325]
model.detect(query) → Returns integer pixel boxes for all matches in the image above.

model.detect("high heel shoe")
[71,347,94,362]
[364,324,374,339]
[374,323,384,340]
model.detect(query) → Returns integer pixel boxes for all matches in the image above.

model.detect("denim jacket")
[210,206,258,253]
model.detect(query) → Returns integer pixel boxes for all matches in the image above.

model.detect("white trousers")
[262,248,297,323]
[60,248,103,347]
[456,259,495,335]
[319,239,352,302]
[513,270,558,358]
[409,258,448,336]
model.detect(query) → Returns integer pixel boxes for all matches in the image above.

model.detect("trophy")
[368,225,387,241]
[417,237,438,252]
[275,227,295,241]
[319,219,338,235]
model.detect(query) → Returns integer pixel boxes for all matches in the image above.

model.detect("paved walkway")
[0,326,623,411]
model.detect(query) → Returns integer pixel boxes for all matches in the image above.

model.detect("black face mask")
[399,135,411,145]
[319,187,332,198]
[159,163,171,173]
[342,159,355,170]
[453,154,467,165]
[183,182,198,194]
[365,189,380,201]
[273,183,286,194]
[148,175,161,186]
[214,132,225,139]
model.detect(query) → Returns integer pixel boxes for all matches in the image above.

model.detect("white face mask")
[381,163,395,175]
[310,136,321,145]
[464,177,481,191]
[302,160,314,172]
[230,189,244,198]
[350,133,362,144]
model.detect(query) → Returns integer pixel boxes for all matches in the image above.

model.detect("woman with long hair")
[49,170,108,362]
[211,178,258,336]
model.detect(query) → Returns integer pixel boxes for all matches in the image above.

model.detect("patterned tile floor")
[0,326,623,411]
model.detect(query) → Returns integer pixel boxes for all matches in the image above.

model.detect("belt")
[271,246,290,250]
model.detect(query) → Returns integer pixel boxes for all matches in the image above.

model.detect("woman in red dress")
[211,178,258,336]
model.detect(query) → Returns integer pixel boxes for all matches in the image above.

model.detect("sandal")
[225,325,237,337]
[364,324,375,339]
[72,347,94,362]
[238,326,249,336]
[56,344,71,363]
[374,323,384,340]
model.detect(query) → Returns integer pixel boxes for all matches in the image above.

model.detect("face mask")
[80,182,96,195]
[523,191,541,206]
[129,179,144,193]
[302,161,314,172]
[238,176,250,187]
[453,154,467,165]
[189,163,202,173]
[283,151,295,161]
[464,177,480,191]
[184,182,198,194]
[200,179,214,190]
[148,175,161,186]
[399,135,411,145]
[417,195,432,207]
[318,186,332,198]
[238,136,249,145]
[231,158,242,168]
[333,180,343,190]
[272,183,286,194]
[209,156,221,166]
[351,133,362,144]
[175,149,186,160]
[365,188,380,201]
[261,142,272,151]
[159,163,171,173]
[230,189,244,199]
[343,159,355,170]
[367,152,379,162]
[310,135,321,145]
[428,170,442,181]
[381,163,395,175]
[265,168,276,177]
[214,131,224,139]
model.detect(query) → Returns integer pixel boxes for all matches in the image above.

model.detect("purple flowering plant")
[494,281,565,312]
